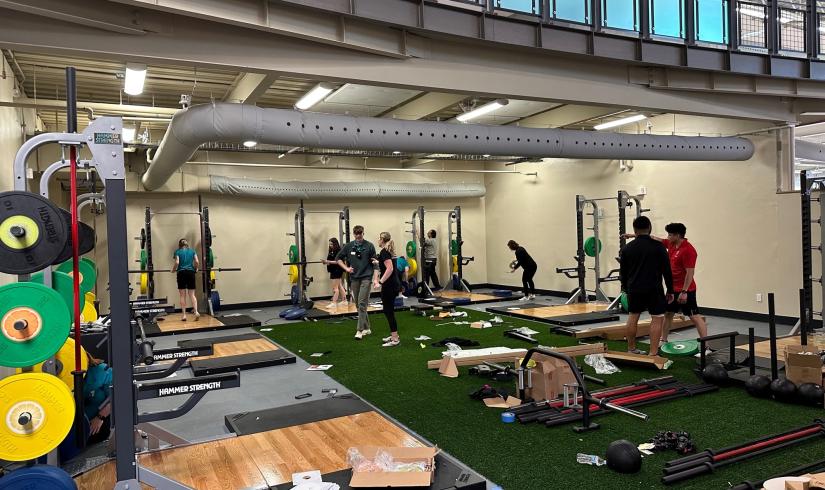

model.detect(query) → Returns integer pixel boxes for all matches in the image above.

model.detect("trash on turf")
[577,453,606,466]
[414,335,431,341]
[584,354,620,375]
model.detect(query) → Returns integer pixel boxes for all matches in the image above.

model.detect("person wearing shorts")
[172,238,200,321]
[619,216,673,356]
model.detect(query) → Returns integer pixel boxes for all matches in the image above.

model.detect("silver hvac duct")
[210,176,486,199]
[142,103,755,190]
[795,139,825,162]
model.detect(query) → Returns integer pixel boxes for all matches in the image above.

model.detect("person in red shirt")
[658,223,708,342]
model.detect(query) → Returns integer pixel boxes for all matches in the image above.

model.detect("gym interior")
[1,1,825,489]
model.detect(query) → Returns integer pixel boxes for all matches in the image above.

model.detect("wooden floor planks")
[74,411,422,490]
[155,313,225,332]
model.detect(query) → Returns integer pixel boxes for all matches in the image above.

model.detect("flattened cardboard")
[349,446,437,488]
[483,396,521,408]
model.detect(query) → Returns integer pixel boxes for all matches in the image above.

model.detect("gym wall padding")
[484,113,803,317]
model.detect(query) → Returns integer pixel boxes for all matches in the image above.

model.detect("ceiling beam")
[0,97,180,117]
[514,104,625,128]
[0,0,145,35]
[223,72,277,104]
[381,92,466,120]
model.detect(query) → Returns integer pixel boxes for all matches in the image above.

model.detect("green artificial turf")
[259,308,825,489]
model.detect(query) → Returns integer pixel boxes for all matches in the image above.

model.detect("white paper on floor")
[259,328,273,332]
[414,335,431,341]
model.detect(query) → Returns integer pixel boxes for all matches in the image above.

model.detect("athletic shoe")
[354,331,364,340]
[194,313,200,321]
[517,296,530,302]
[362,329,372,336]
[382,335,394,342]
[627,348,647,355]
[382,339,400,347]
[338,301,349,308]
[181,316,187,321]
[528,294,536,300]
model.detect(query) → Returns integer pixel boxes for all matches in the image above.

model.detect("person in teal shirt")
[83,356,112,443]
[172,238,200,321]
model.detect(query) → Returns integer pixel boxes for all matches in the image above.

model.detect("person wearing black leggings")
[376,231,402,347]
[508,240,537,300]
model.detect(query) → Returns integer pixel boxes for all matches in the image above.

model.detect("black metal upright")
[801,170,813,339]
[201,206,210,309]
[454,206,463,281]
[575,195,586,302]
[617,190,627,249]
[768,293,779,380]
[107,180,138,482]
[144,207,153,297]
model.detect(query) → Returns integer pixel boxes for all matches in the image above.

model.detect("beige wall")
[87,154,489,311]
[485,115,805,317]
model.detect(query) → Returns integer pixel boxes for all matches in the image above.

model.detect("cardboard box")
[784,345,824,386]
[349,446,437,488]
[520,352,576,401]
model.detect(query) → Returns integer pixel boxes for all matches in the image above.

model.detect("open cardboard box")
[349,446,437,487]
[784,345,824,386]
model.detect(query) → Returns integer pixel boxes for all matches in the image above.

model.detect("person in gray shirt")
[336,225,379,339]
[422,229,442,290]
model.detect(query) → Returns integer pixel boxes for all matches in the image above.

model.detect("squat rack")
[286,201,350,305]
[134,206,240,316]
[407,205,472,295]
[557,190,648,308]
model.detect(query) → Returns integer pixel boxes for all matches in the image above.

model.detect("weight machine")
[556,190,648,309]
[4,67,237,489]
[791,169,824,343]
[406,205,474,296]
[284,202,350,306]
[132,205,241,316]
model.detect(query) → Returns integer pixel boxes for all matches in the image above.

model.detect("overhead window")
[695,0,729,43]
[650,0,685,37]
[602,0,639,31]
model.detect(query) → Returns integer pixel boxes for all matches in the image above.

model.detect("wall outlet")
[756,293,763,303]
[639,186,647,195]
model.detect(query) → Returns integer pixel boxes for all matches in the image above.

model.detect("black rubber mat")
[487,303,546,312]
[137,322,162,335]
[421,294,523,306]
[705,334,766,350]
[177,332,262,349]
[216,314,261,327]
[270,455,486,489]
[544,312,619,326]
[225,395,373,435]
[190,350,296,376]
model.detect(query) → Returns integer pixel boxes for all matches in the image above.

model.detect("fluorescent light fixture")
[594,114,647,131]
[122,127,136,143]
[801,112,825,116]
[456,99,509,123]
[392,151,401,155]
[294,82,336,110]
[243,140,257,148]
[124,63,147,96]
[483,154,491,158]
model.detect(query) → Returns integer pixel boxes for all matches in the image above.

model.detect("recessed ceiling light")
[124,63,147,96]
[294,82,336,110]
[243,140,257,148]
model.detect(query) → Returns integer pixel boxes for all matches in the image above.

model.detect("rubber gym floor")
[258,304,825,490]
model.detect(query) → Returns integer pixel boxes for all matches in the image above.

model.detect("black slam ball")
[770,378,798,403]
[701,363,729,385]
[606,439,642,474]
[797,383,824,407]
[744,374,773,398]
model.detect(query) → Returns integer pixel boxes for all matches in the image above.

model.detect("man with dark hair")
[619,216,674,356]
[625,222,708,344]
[337,225,379,340]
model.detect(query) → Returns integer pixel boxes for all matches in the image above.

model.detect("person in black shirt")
[619,216,674,356]
[321,238,348,309]
[376,231,402,347]
[507,240,538,300]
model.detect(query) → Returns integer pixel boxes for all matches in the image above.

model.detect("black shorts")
[177,270,196,290]
[627,289,667,316]
[329,270,344,280]
[667,291,700,316]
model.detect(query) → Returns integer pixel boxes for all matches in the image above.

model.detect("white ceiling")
[463,100,562,125]
[310,83,422,117]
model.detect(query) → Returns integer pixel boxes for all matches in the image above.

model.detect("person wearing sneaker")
[336,225,378,340]
[172,238,200,322]
[507,240,537,300]
[376,232,402,347]
[624,223,708,344]
[422,229,442,291]
[322,237,348,309]
[619,216,674,357]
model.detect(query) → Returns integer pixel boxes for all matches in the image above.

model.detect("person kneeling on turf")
[619,216,674,356]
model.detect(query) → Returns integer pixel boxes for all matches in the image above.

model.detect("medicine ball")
[797,383,824,407]
[744,374,772,398]
[701,363,729,385]
[770,378,798,403]
[605,439,642,474]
